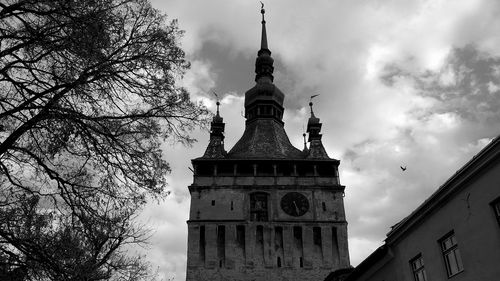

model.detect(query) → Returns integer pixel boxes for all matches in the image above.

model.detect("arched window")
[250,192,269,221]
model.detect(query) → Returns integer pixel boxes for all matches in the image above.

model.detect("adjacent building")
[185,7,350,281]
[345,136,500,281]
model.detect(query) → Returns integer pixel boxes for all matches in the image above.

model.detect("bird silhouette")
[400,166,407,171]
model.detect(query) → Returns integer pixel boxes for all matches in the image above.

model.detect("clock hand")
[293,201,300,215]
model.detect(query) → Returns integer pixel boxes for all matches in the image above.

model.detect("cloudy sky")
[139,0,500,280]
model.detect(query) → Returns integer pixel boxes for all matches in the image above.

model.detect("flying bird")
[400,166,407,171]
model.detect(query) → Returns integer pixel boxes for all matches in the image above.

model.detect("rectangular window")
[439,231,464,277]
[217,225,225,268]
[491,196,500,226]
[410,254,427,281]
[236,225,245,255]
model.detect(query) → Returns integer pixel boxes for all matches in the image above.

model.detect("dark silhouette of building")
[185,6,350,281]
[344,136,500,281]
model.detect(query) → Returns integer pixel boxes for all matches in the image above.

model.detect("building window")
[250,192,269,221]
[439,231,464,277]
[410,254,427,281]
[491,196,500,225]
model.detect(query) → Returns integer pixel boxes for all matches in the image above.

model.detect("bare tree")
[0,0,208,279]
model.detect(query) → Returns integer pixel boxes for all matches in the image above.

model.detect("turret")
[202,101,226,158]
[306,101,329,159]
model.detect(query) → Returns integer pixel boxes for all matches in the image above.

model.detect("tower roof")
[227,3,303,159]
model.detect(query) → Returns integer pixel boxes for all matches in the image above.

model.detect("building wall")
[186,174,350,281]
[352,156,500,281]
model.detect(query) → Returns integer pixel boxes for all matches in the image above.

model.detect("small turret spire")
[306,96,329,159]
[303,132,308,152]
[213,91,221,117]
[202,92,226,158]
[309,102,315,117]
[309,94,320,118]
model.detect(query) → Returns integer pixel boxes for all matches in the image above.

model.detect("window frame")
[409,253,427,281]
[439,231,464,278]
[250,192,269,221]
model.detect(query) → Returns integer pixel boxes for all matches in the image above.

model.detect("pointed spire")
[202,98,226,158]
[309,101,316,118]
[255,2,274,82]
[260,2,268,51]
[306,99,329,159]
[302,132,309,152]
[215,101,221,118]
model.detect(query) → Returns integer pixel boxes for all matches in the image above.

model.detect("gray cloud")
[143,1,500,279]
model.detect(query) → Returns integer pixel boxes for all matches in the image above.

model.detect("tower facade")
[186,7,350,281]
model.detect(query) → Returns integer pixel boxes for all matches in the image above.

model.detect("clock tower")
[186,6,350,281]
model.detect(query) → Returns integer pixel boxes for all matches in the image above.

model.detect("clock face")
[280,192,309,217]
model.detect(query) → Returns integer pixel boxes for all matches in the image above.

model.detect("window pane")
[446,252,459,274]
[454,248,464,271]
[411,256,427,281]
[416,271,424,281]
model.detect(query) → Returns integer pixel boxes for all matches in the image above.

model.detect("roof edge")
[386,135,500,242]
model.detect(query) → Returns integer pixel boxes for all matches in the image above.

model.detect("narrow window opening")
[256,225,264,265]
[313,227,322,247]
[199,225,205,263]
[236,225,246,256]
[294,226,303,268]
[231,201,234,211]
[237,163,254,176]
[197,164,213,176]
[299,257,304,268]
[322,202,326,211]
[217,225,225,268]
[211,200,215,206]
[332,227,339,262]
[275,227,284,268]
[218,163,234,176]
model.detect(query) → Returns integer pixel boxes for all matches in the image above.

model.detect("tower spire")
[255,2,274,82]
[260,2,268,51]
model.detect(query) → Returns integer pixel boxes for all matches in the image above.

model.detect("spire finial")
[260,1,268,50]
[260,1,265,21]
[303,132,307,150]
[309,94,320,117]
[213,91,220,116]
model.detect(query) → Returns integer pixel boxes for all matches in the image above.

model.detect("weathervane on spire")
[212,91,220,116]
[260,1,265,21]
[309,94,320,116]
